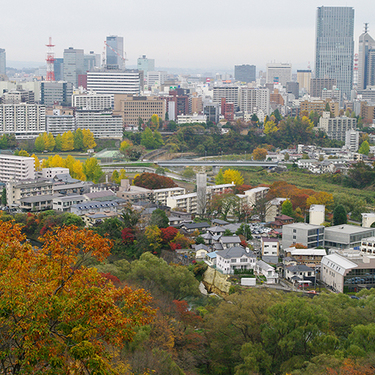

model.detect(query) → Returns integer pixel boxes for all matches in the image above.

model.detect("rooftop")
[216,246,255,259]
[326,224,375,235]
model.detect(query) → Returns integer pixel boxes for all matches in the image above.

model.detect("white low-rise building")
[42,167,70,179]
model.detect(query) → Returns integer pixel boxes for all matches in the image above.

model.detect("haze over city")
[3,0,375,71]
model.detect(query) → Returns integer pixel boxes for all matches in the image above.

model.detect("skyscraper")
[106,36,124,70]
[0,49,6,76]
[358,24,375,90]
[63,47,84,88]
[315,6,354,99]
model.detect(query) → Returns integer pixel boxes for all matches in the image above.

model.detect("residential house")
[285,264,315,286]
[216,246,256,274]
[255,260,279,284]
[180,222,210,234]
[213,235,242,251]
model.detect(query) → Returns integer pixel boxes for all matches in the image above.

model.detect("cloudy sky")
[2,0,374,72]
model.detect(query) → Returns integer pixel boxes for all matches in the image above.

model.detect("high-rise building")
[0,104,46,138]
[137,55,155,75]
[286,82,299,99]
[315,6,354,99]
[213,86,239,108]
[87,70,141,95]
[106,36,124,70]
[0,49,6,76]
[358,24,375,90]
[53,58,64,81]
[297,70,312,94]
[266,63,292,86]
[310,78,337,98]
[40,81,73,107]
[63,47,84,88]
[239,87,270,115]
[84,51,101,72]
[234,65,256,83]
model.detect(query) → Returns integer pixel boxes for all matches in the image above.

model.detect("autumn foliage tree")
[133,172,178,189]
[0,222,154,374]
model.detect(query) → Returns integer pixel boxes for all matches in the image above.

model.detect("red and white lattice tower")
[46,37,55,81]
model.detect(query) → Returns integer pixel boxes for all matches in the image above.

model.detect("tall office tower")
[266,63,292,86]
[137,55,155,75]
[297,70,312,94]
[54,58,64,81]
[0,49,6,75]
[358,24,375,90]
[84,51,101,72]
[315,6,354,99]
[106,36,124,70]
[234,64,256,83]
[63,47,84,88]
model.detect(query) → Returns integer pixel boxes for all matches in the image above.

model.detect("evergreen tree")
[333,204,347,225]
[2,187,6,206]
[281,199,294,217]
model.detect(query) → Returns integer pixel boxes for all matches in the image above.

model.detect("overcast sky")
[2,0,374,72]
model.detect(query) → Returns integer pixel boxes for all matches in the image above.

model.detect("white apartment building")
[318,112,357,142]
[345,130,359,152]
[239,87,270,116]
[152,187,186,206]
[167,183,234,214]
[266,63,292,86]
[87,70,141,95]
[244,187,270,207]
[46,115,75,136]
[213,86,239,108]
[177,113,207,124]
[75,110,123,138]
[0,104,46,139]
[72,92,113,110]
[0,155,35,183]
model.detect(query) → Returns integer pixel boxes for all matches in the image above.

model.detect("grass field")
[236,167,375,208]
[34,152,91,162]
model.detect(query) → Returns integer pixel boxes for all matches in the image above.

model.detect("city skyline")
[1,0,375,72]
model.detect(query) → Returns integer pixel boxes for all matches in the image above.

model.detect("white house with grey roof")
[216,246,256,274]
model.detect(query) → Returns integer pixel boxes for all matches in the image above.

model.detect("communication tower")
[46,37,55,81]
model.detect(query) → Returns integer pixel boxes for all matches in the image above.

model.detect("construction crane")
[103,40,128,69]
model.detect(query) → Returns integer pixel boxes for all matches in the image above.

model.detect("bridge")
[155,160,279,168]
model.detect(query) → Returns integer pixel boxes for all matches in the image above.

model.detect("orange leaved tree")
[0,221,154,374]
